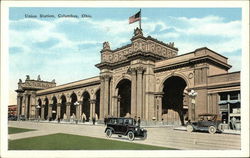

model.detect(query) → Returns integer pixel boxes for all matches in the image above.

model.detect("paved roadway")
[8,121,241,150]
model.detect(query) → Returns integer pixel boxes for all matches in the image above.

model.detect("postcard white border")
[1,1,249,157]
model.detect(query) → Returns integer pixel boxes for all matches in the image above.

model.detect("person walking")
[138,117,141,127]
[92,117,96,125]
[134,116,137,125]
[231,117,236,130]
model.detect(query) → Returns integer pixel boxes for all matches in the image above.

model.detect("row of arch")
[37,90,100,121]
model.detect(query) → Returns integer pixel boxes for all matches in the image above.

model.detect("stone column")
[104,75,110,117]
[130,68,137,118]
[41,105,45,120]
[17,96,21,117]
[136,67,144,118]
[48,104,52,119]
[56,103,61,119]
[99,77,105,120]
[117,95,121,117]
[25,94,29,117]
[156,95,163,121]
[22,96,26,115]
[78,101,83,120]
[66,102,71,120]
[112,96,118,117]
[90,99,96,119]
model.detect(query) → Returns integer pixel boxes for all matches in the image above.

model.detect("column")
[136,67,143,118]
[130,69,137,118]
[78,101,83,120]
[25,95,29,117]
[66,102,71,120]
[56,103,61,119]
[117,96,121,117]
[157,96,163,121]
[99,77,105,120]
[41,105,45,120]
[92,100,96,119]
[17,96,21,117]
[48,104,52,119]
[90,100,93,119]
[104,75,110,117]
[22,96,26,115]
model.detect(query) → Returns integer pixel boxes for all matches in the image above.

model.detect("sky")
[8,7,242,105]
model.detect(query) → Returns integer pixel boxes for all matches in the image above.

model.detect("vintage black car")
[8,115,17,121]
[186,114,224,134]
[104,117,147,141]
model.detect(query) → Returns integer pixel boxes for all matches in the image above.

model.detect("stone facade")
[16,28,240,126]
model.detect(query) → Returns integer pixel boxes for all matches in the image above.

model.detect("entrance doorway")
[162,76,187,125]
[117,79,131,117]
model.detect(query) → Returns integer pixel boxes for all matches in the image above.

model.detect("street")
[8,121,241,150]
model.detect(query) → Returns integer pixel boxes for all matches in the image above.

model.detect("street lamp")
[188,90,197,121]
[74,101,80,124]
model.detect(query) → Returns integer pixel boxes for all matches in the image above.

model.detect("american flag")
[129,11,141,24]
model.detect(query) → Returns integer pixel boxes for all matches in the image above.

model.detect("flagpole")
[139,8,141,30]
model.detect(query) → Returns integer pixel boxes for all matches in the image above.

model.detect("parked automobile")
[8,115,17,121]
[19,115,26,121]
[104,117,147,141]
[186,113,224,134]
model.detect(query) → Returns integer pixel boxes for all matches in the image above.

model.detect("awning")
[218,100,240,105]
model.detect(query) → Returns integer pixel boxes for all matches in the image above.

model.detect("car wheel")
[186,125,194,133]
[208,126,216,134]
[127,131,135,141]
[141,132,147,140]
[106,129,112,138]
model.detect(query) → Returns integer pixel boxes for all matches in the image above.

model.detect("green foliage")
[9,133,174,150]
[8,127,36,134]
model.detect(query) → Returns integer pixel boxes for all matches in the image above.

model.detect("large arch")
[60,95,67,119]
[44,98,49,120]
[52,96,57,120]
[116,79,131,117]
[70,93,77,117]
[82,91,90,122]
[161,76,187,125]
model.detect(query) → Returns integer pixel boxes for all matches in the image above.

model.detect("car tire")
[127,131,135,141]
[186,125,194,133]
[106,129,112,138]
[208,126,216,134]
[142,132,147,140]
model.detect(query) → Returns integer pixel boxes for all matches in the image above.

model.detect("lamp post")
[188,90,197,121]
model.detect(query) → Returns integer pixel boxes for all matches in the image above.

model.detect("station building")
[16,28,240,127]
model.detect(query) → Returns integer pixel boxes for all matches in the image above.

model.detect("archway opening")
[60,95,66,119]
[95,89,100,119]
[44,98,49,120]
[19,97,23,115]
[52,97,57,120]
[70,93,77,117]
[162,76,187,125]
[82,92,90,122]
[117,79,131,117]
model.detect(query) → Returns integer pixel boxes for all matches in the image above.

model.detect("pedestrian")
[134,116,137,125]
[57,117,60,123]
[104,116,107,125]
[231,117,236,130]
[93,117,96,125]
[138,117,141,127]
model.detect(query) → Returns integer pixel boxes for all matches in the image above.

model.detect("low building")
[8,105,17,116]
